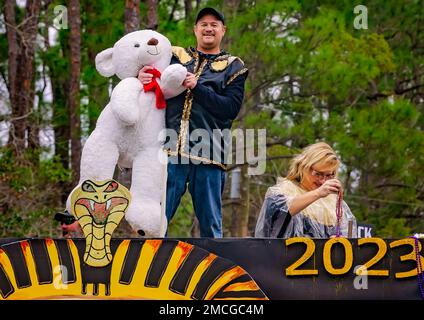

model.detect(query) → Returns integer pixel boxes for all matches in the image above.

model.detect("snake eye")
[105,181,118,192]
[82,181,96,192]
[134,43,140,48]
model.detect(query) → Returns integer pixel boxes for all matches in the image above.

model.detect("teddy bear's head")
[95,30,173,79]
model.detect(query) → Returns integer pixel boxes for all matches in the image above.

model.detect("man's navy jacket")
[165,46,248,170]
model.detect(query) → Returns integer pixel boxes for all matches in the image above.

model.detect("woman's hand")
[288,179,342,216]
[315,179,342,198]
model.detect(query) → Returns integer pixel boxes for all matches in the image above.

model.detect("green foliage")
[0,0,423,238]
[0,148,71,237]
[379,218,411,238]
[215,0,423,237]
[157,1,194,48]
[167,192,195,237]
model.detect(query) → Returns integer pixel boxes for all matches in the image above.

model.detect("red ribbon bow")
[143,68,166,109]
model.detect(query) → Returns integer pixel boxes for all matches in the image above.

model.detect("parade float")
[1,28,422,301]
[0,178,423,300]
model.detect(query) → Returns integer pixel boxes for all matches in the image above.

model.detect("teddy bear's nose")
[147,38,158,46]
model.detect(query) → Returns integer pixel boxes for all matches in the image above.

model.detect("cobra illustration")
[70,179,131,267]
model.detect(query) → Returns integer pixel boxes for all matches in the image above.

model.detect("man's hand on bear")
[138,66,154,84]
[183,72,197,89]
[138,66,196,89]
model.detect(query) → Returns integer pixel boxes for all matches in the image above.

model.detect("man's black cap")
[195,7,225,25]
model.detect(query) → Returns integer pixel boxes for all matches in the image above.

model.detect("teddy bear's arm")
[110,77,142,125]
[159,64,188,99]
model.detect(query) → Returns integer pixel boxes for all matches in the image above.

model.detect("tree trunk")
[167,0,178,22]
[68,0,82,185]
[230,164,250,237]
[230,200,240,236]
[195,0,201,10]
[191,217,200,237]
[20,0,41,151]
[42,7,70,173]
[221,0,250,237]
[125,0,140,34]
[146,0,158,30]
[221,0,240,50]
[5,0,41,155]
[184,0,192,19]
[4,0,18,115]
[85,1,111,132]
[240,165,250,236]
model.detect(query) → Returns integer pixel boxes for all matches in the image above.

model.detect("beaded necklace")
[410,235,424,300]
[335,190,343,237]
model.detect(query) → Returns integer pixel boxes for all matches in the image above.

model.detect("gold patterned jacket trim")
[172,46,195,65]
[210,55,245,72]
[210,60,229,72]
[226,67,249,85]
[167,150,227,170]
[228,56,245,65]
[176,51,207,154]
[172,47,245,73]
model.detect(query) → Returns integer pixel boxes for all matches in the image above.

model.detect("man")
[138,7,248,237]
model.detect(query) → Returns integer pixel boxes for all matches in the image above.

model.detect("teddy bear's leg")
[125,146,167,237]
[66,133,120,212]
[79,133,120,182]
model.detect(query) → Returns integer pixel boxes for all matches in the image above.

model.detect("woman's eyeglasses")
[310,169,335,180]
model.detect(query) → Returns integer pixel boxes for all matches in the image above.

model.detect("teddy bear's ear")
[95,48,115,77]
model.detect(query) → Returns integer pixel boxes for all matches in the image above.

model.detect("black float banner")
[186,237,423,299]
[0,237,422,300]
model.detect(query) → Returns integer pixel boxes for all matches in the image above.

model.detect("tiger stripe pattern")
[0,239,268,300]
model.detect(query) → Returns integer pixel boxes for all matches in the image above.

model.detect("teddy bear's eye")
[134,43,140,48]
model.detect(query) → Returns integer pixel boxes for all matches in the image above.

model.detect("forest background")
[0,0,423,238]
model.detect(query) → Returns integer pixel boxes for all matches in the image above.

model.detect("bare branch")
[375,183,420,192]
[0,111,33,123]
[226,155,294,171]
[168,0,178,22]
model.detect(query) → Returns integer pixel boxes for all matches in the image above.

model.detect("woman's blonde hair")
[286,142,340,183]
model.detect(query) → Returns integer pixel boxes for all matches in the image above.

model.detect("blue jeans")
[166,162,226,237]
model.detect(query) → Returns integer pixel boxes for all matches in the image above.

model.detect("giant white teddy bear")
[67,30,187,237]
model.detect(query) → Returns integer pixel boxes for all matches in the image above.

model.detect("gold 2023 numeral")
[323,238,353,275]
[285,237,423,278]
[285,237,318,276]
[389,238,424,279]
[356,238,389,276]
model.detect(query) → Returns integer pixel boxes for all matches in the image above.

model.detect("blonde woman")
[255,142,357,238]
